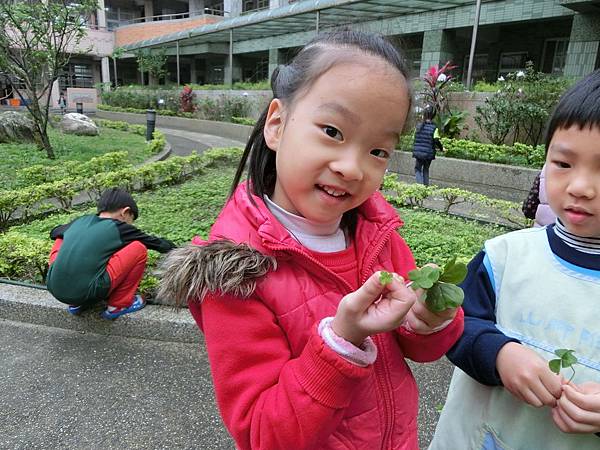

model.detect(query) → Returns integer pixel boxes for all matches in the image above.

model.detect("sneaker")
[67,305,83,315]
[101,295,146,320]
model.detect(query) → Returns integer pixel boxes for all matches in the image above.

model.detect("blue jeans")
[415,158,432,185]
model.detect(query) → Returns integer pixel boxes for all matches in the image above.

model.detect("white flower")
[516,71,525,78]
[437,73,448,83]
[497,76,505,82]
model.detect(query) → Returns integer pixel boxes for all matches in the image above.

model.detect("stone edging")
[0,283,201,343]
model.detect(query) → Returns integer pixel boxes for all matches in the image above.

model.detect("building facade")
[7,0,598,107]
[114,0,600,86]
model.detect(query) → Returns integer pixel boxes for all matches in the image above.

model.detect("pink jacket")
[181,185,464,450]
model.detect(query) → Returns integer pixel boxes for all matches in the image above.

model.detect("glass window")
[498,52,528,77]
[463,53,489,82]
[243,0,269,13]
[542,38,569,76]
[59,63,94,90]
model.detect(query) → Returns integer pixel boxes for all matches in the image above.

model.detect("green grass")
[398,207,507,266]
[11,159,506,273]
[10,163,236,246]
[0,127,151,189]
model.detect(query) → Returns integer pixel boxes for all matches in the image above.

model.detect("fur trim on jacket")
[157,240,276,307]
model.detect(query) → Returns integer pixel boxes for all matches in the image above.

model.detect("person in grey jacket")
[412,105,443,185]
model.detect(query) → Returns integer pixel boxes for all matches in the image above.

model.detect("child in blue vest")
[429,70,600,449]
[412,104,443,185]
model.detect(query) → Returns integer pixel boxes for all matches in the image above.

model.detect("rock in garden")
[0,111,36,143]
[59,113,99,136]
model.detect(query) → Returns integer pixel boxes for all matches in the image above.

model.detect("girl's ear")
[264,98,285,151]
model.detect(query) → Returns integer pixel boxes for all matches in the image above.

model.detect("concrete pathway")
[159,128,245,156]
[0,318,234,450]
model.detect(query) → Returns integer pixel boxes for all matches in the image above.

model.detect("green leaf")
[437,282,464,308]
[379,271,393,286]
[548,359,562,375]
[408,265,440,289]
[424,284,446,312]
[439,258,468,284]
[555,349,578,368]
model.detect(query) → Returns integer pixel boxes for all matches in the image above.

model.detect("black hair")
[545,69,600,151]
[417,104,436,132]
[97,188,139,220]
[230,30,412,233]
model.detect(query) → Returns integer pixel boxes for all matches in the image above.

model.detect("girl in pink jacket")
[159,30,464,450]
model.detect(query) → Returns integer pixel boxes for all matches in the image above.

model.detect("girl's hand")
[403,296,458,334]
[552,382,600,434]
[331,271,416,346]
[496,342,562,408]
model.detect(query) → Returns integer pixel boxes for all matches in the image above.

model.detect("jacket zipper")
[267,220,400,449]
[360,223,398,450]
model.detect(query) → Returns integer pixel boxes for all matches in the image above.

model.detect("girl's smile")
[263,56,410,224]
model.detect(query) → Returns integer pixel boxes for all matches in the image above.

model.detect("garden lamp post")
[146,108,156,141]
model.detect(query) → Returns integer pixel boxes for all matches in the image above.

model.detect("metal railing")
[112,8,225,28]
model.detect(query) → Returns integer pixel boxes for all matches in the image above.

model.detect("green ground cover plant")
[407,258,467,312]
[2,156,508,298]
[0,126,151,190]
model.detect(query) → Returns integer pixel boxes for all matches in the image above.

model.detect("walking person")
[57,92,67,115]
[412,105,443,185]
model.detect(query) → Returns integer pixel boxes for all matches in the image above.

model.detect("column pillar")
[225,0,242,17]
[564,13,600,78]
[419,29,455,77]
[189,0,205,16]
[97,0,107,28]
[190,57,197,84]
[51,80,60,110]
[144,0,154,21]
[101,57,111,89]
[268,48,283,80]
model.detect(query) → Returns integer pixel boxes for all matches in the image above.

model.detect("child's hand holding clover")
[402,258,467,334]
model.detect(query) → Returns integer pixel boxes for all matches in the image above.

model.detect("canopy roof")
[122,0,476,50]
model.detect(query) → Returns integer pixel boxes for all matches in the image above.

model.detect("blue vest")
[412,122,437,160]
[429,227,600,450]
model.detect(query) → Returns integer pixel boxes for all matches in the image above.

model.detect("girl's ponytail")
[229,105,274,198]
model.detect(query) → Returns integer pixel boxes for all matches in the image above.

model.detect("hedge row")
[397,134,545,168]
[0,146,242,231]
[0,148,243,282]
[97,104,195,118]
[13,126,165,190]
[381,174,531,229]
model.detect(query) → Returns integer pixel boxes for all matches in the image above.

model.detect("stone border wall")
[98,110,538,202]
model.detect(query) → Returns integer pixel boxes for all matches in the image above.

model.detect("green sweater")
[47,215,175,304]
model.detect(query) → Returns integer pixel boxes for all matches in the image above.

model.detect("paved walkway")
[158,127,245,157]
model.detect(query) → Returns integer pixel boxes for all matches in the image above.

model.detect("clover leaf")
[549,349,578,382]
[379,271,393,286]
[407,258,467,312]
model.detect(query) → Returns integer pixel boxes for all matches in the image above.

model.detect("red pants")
[49,239,147,309]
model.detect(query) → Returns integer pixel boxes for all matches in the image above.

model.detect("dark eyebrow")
[318,102,360,125]
[318,101,400,143]
[549,144,576,157]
